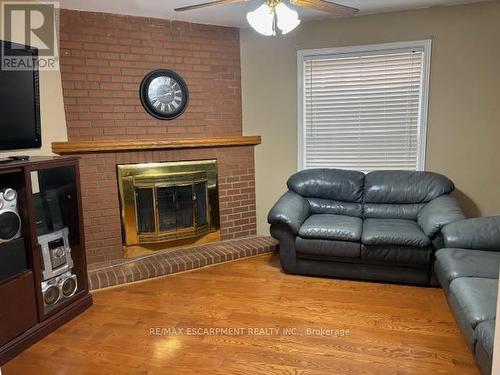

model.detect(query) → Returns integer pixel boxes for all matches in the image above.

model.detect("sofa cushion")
[448,277,497,350]
[296,238,360,259]
[363,203,424,220]
[435,248,500,294]
[287,168,365,202]
[299,214,362,242]
[362,218,431,247]
[475,320,495,375]
[361,245,432,265]
[364,170,454,204]
[307,198,362,218]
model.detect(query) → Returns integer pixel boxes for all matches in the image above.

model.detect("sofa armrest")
[442,216,500,251]
[268,191,311,235]
[417,195,465,238]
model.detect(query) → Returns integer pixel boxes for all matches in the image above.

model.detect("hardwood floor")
[4,253,478,374]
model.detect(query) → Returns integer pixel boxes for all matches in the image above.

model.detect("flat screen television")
[0,41,41,151]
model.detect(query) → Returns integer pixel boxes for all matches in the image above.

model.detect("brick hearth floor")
[87,236,278,290]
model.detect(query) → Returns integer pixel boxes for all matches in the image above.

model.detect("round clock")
[140,69,189,120]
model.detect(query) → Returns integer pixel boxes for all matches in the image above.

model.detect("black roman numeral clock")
[140,69,189,120]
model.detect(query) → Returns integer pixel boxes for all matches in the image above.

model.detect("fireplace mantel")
[52,136,262,155]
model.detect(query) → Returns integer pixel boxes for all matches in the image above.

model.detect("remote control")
[8,155,30,161]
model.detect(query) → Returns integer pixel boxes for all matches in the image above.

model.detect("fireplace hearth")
[117,160,219,256]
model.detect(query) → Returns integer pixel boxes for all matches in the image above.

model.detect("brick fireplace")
[72,145,258,264]
[55,10,260,266]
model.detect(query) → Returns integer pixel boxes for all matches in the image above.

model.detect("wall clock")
[140,69,189,120]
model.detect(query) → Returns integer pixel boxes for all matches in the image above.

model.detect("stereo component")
[0,188,22,244]
[41,271,78,306]
[61,274,78,298]
[34,189,63,236]
[38,227,73,281]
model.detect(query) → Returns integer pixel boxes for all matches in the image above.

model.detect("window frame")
[297,40,432,171]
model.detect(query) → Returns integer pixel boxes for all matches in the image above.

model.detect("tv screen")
[0,41,41,151]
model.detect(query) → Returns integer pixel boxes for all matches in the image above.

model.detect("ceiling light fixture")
[174,0,359,37]
[246,0,301,36]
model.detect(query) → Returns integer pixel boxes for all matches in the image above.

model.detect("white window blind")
[299,41,430,172]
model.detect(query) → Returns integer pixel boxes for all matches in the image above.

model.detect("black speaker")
[0,237,27,282]
[34,189,63,235]
[44,189,64,231]
[34,193,49,235]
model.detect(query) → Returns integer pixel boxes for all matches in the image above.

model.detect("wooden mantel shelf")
[52,136,262,155]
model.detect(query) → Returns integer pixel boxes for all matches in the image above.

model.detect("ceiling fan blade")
[174,0,247,12]
[291,0,359,16]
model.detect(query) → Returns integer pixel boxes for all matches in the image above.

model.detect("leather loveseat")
[435,216,500,375]
[268,169,465,285]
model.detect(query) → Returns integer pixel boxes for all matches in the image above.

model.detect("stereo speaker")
[0,188,21,244]
[41,271,78,307]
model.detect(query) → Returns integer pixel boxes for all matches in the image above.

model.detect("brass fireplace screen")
[117,160,219,246]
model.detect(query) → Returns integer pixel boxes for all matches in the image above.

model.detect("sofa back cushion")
[363,171,454,219]
[363,203,425,220]
[307,198,363,217]
[288,169,365,202]
[288,169,365,217]
[287,169,455,220]
[364,171,454,203]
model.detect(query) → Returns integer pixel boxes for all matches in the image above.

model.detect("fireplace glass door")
[195,182,208,227]
[157,187,176,232]
[135,182,208,236]
[136,188,155,233]
[156,185,196,232]
[117,160,219,248]
[175,185,194,229]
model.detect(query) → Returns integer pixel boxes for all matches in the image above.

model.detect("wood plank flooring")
[4,253,478,374]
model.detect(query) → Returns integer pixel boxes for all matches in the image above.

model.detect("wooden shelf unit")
[0,156,92,366]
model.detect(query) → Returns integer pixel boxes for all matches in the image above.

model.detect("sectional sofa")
[268,169,465,285]
[435,216,500,375]
[268,169,498,374]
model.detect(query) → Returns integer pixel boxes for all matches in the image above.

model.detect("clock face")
[140,70,189,120]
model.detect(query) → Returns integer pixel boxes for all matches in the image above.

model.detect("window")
[298,41,431,172]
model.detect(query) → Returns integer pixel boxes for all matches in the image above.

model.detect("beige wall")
[0,0,67,158]
[241,0,500,235]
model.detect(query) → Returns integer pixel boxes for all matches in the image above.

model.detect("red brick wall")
[59,9,242,141]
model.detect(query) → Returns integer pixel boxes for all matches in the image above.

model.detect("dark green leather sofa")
[268,168,465,285]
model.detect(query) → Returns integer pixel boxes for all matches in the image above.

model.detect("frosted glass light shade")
[276,2,301,34]
[246,3,274,36]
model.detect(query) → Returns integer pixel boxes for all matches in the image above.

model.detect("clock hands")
[152,93,174,99]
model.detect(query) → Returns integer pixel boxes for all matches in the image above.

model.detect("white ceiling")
[59,0,487,28]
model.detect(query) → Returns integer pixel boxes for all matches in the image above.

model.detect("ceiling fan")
[174,0,359,36]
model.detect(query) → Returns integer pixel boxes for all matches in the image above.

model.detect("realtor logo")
[1,1,59,70]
